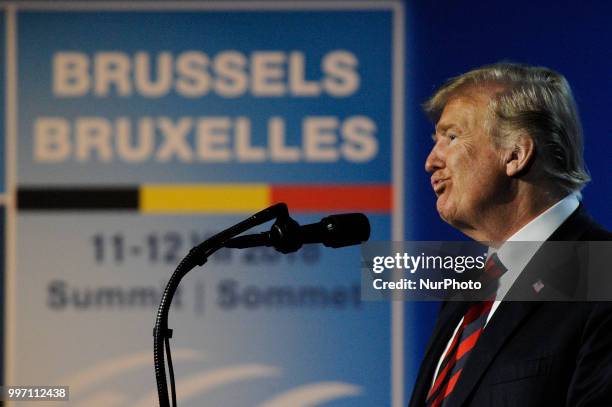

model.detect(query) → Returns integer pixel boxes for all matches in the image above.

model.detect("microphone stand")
[153,203,292,407]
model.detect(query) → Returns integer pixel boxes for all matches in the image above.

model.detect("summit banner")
[18,6,396,187]
[7,2,404,407]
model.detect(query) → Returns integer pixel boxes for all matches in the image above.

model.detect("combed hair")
[424,62,590,193]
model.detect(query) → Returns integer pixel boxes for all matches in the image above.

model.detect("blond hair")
[424,62,590,193]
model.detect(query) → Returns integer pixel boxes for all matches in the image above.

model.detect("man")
[409,63,612,407]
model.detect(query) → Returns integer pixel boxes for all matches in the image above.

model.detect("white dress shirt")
[430,193,580,385]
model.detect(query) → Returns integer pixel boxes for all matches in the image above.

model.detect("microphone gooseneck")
[154,204,370,407]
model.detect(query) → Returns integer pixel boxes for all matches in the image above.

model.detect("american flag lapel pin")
[532,279,545,293]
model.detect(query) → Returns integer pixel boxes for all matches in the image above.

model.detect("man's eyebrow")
[435,123,449,133]
[435,123,460,134]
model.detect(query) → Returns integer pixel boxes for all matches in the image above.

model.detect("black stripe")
[461,311,488,340]
[18,187,138,211]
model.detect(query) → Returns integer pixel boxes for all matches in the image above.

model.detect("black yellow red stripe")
[18,184,391,213]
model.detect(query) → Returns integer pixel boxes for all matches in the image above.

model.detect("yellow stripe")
[140,184,270,213]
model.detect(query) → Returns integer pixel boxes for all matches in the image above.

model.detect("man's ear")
[505,135,535,177]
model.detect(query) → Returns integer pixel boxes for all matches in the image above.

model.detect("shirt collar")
[505,192,580,243]
[491,193,580,300]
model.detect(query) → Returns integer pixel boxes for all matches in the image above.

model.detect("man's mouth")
[431,178,448,196]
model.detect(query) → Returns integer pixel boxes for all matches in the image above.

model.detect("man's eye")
[448,133,457,141]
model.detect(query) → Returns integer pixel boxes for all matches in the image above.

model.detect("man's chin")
[439,212,456,226]
[435,199,452,222]
[436,204,462,228]
[437,207,478,239]
[436,206,454,225]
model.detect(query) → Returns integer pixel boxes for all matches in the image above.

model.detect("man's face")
[425,93,509,231]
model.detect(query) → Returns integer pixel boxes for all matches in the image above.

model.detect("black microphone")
[224,213,370,254]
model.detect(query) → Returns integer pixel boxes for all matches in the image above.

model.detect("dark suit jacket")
[409,206,612,407]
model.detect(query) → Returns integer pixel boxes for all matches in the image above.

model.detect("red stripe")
[463,300,493,324]
[443,368,463,398]
[271,184,391,212]
[431,392,443,407]
[456,329,483,360]
[430,368,464,407]
[427,327,463,399]
[428,353,457,400]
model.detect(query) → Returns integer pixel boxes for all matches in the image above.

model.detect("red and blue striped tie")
[425,253,506,407]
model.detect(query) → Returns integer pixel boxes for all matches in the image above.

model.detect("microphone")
[224,213,370,254]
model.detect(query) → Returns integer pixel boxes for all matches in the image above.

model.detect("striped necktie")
[425,253,506,407]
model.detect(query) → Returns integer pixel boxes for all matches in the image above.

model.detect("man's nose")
[425,143,444,173]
